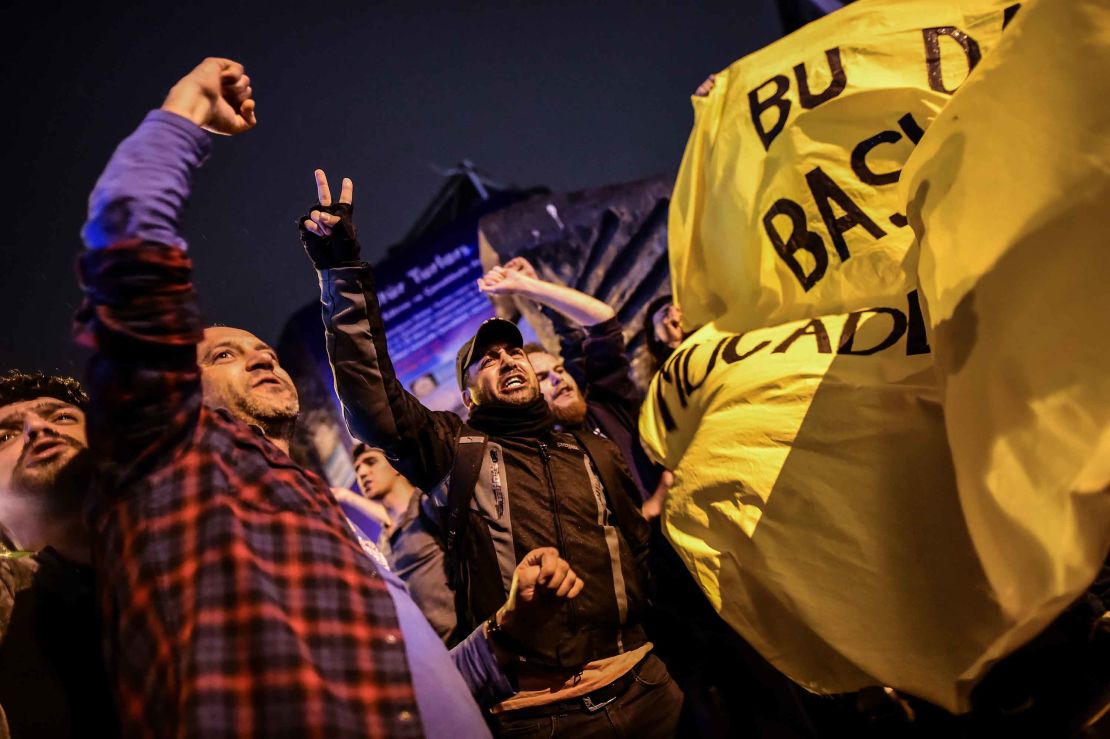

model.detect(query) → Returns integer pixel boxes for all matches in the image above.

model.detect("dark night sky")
[2,1,783,375]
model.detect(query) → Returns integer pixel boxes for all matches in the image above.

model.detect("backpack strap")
[443,426,488,640]
[570,428,639,522]
[444,428,488,559]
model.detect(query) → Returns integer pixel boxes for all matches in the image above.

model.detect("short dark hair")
[351,442,383,461]
[0,370,88,410]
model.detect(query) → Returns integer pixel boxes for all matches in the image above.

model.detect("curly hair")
[0,370,88,410]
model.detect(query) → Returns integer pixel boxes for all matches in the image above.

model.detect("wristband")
[485,612,525,654]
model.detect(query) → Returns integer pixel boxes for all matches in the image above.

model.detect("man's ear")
[461,388,475,410]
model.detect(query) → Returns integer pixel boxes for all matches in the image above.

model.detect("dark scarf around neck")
[467,396,554,437]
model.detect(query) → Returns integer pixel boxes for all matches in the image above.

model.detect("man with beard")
[76,57,582,738]
[476,263,777,737]
[302,171,682,738]
[0,370,118,738]
[476,258,664,508]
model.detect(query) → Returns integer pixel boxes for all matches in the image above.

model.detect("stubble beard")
[476,374,539,407]
[500,386,539,406]
[236,391,300,442]
[12,443,92,516]
[490,384,539,407]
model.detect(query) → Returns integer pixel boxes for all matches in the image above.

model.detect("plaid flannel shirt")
[74,111,422,738]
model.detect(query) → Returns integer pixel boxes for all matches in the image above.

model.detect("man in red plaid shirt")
[74,58,586,738]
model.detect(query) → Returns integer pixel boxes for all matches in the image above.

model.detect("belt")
[502,656,646,719]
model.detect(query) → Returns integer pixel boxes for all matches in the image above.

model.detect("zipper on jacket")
[538,440,578,632]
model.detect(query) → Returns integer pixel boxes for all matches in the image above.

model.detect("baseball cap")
[455,318,524,391]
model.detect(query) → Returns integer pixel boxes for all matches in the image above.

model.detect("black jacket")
[318,264,652,668]
[0,549,120,738]
[545,311,664,501]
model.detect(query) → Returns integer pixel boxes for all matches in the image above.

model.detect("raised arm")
[478,257,616,327]
[300,173,461,490]
[543,311,590,390]
[75,58,255,474]
[480,258,641,405]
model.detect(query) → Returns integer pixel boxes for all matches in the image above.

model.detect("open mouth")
[24,439,71,467]
[499,372,528,392]
[252,375,286,390]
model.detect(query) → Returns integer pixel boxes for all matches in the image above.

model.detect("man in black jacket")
[301,171,682,738]
[476,257,665,510]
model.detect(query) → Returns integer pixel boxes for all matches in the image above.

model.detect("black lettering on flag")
[652,337,729,428]
[906,289,932,355]
[655,380,677,432]
[805,166,887,261]
[721,333,772,364]
[838,308,907,355]
[1003,4,1021,29]
[773,318,832,354]
[681,339,725,400]
[655,355,679,431]
[749,75,792,151]
[851,130,904,186]
[671,346,695,408]
[795,48,847,110]
[897,113,926,145]
[763,198,829,291]
[923,26,982,95]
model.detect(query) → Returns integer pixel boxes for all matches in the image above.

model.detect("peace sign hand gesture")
[299,169,361,269]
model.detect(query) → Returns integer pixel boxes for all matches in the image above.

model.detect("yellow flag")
[652,0,1110,712]
[640,297,1007,711]
[670,0,1016,335]
[901,0,1110,677]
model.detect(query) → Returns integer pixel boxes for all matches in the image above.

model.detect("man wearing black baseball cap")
[301,173,682,738]
[454,317,528,397]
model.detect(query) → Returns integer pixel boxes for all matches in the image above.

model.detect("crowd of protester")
[0,56,1106,739]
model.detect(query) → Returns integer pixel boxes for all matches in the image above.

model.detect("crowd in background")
[0,53,1107,739]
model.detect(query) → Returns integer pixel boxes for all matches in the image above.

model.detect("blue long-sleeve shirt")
[83,109,512,736]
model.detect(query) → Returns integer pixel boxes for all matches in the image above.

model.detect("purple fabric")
[382,573,511,736]
[82,110,210,250]
[341,499,386,542]
[448,617,517,709]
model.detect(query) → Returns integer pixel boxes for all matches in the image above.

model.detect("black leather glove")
[298,202,361,270]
